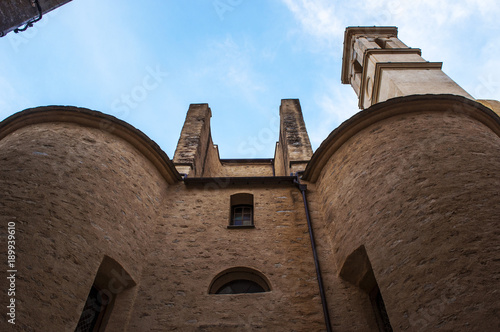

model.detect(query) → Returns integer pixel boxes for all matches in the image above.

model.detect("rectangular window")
[232,205,253,226]
[229,193,254,228]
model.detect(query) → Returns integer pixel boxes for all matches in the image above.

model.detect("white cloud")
[281,0,344,39]
[280,0,348,55]
[281,0,500,53]
[361,0,499,25]
[467,0,500,18]
[281,0,500,148]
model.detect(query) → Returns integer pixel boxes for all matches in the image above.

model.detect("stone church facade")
[1,26,500,331]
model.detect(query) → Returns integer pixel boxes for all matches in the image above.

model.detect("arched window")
[229,193,254,228]
[216,280,265,294]
[209,267,271,294]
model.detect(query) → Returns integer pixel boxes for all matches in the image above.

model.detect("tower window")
[229,193,254,228]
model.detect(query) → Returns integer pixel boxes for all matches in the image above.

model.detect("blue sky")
[1,0,499,158]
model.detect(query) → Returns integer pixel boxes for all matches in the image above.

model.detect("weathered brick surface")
[128,183,324,331]
[0,122,167,331]
[218,162,274,177]
[314,109,500,331]
[0,107,325,331]
[305,186,381,331]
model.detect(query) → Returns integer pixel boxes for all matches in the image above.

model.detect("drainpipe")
[294,173,332,332]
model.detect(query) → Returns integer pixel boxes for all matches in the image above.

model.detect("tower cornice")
[341,26,398,84]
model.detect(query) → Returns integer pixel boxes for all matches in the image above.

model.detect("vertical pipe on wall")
[295,173,332,332]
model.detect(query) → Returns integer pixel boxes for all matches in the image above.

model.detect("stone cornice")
[184,176,296,186]
[302,95,500,183]
[0,106,182,184]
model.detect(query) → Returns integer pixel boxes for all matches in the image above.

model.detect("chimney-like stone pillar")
[173,104,213,177]
[274,99,313,176]
[341,26,472,109]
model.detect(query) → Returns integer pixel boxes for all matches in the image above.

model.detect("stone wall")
[311,97,500,331]
[128,182,325,331]
[218,160,274,177]
[2,95,499,331]
[304,186,382,331]
[0,121,169,331]
[0,105,327,331]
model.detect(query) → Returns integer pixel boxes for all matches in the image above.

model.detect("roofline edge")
[0,105,182,184]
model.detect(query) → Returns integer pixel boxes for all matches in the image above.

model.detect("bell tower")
[341,26,473,109]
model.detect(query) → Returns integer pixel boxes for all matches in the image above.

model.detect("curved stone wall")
[0,108,172,330]
[312,96,500,330]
